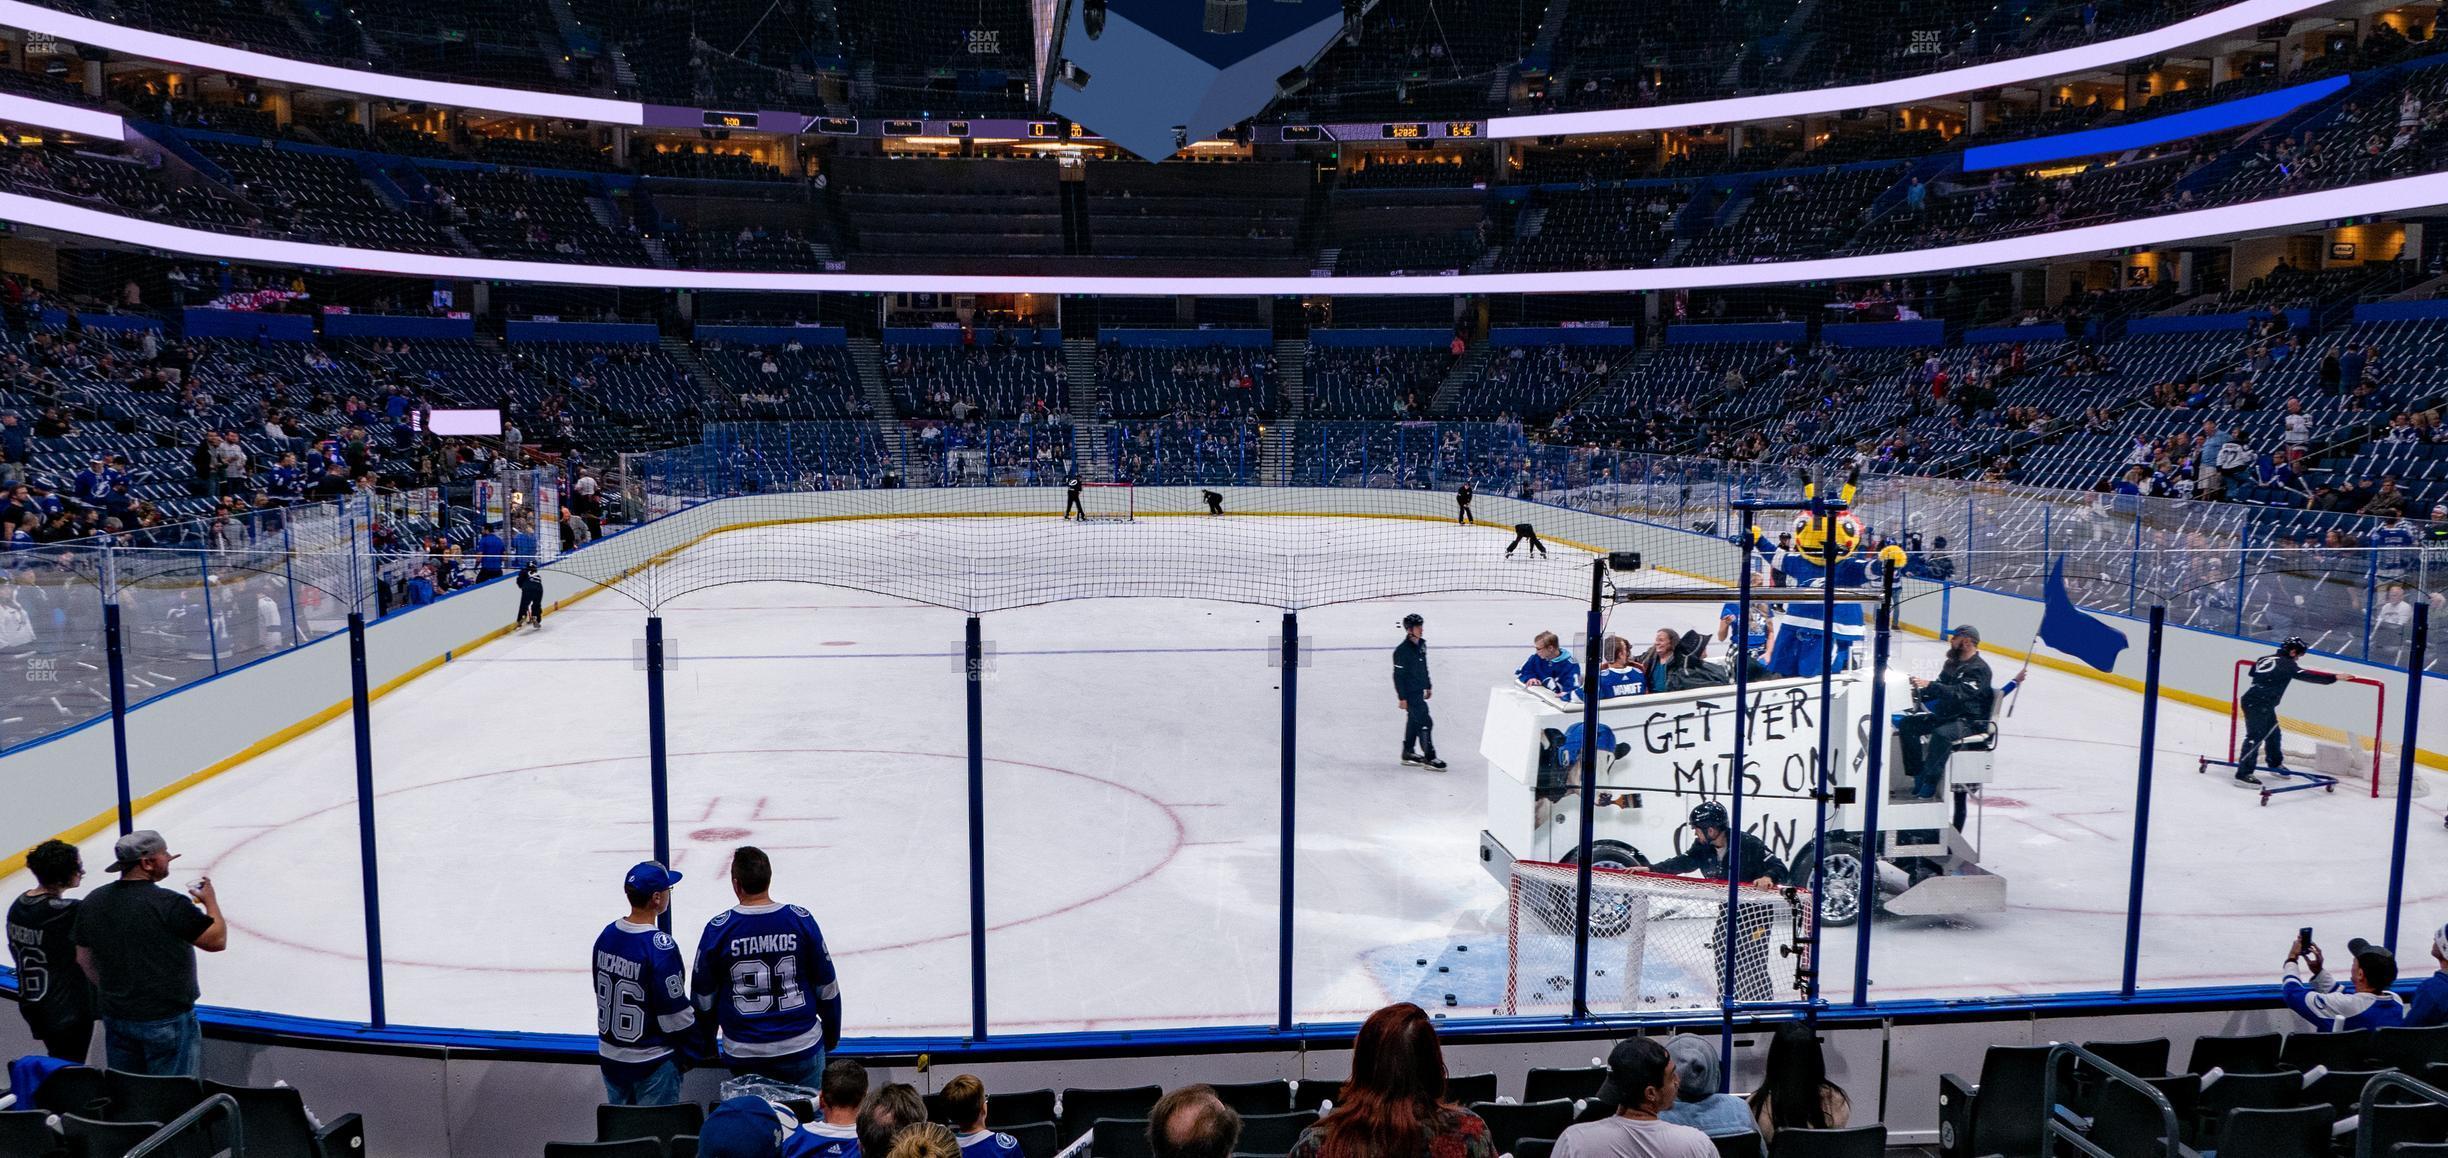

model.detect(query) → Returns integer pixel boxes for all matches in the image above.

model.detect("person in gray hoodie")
[1656,1034,1757,1139]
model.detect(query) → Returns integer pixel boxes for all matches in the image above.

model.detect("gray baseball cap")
[103,829,169,873]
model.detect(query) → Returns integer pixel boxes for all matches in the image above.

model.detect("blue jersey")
[693,903,843,1062]
[1517,651,1582,698]
[2402,970,2448,1028]
[785,1122,860,1158]
[476,533,506,570]
[1719,602,1771,650]
[591,919,697,1072]
[2281,959,2407,1032]
[1756,548,1869,640]
[1597,665,1646,698]
[957,1131,1022,1158]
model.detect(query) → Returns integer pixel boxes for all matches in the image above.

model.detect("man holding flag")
[1898,626,1997,800]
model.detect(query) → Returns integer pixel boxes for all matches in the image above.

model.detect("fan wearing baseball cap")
[1551,1037,1715,1158]
[71,829,225,1077]
[2282,930,2407,1032]
[593,861,698,1105]
[2407,923,2448,1028]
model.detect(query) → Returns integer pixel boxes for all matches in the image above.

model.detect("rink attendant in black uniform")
[2235,636,2339,785]
[1393,613,1445,768]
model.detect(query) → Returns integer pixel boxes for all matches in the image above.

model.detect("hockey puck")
[1416,959,1427,966]
[1443,994,1457,1006]
[1438,965,1449,973]
[1457,945,1468,952]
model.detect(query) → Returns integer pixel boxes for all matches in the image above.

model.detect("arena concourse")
[0,0,2441,1152]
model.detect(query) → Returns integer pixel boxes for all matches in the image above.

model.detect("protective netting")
[616,423,2448,661]
[1503,861,1808,1015]
[557,486,1660,613]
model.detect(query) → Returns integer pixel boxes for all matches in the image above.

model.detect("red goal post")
[2227,660,2421,798]
[1074,481,1135,523]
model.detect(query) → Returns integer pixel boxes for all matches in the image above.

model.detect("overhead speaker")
[1205,0,1247,34]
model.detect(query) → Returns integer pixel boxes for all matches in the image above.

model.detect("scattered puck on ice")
[1443,994,1456,1005]
[1456,945,1468,952]
[1595,969,1607,977]
[1437,965,1449,973]
[1416,958,1427,966]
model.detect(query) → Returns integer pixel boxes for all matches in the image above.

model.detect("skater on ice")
[2234,637,2339,786]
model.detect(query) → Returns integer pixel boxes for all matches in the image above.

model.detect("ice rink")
[13,515,2446,1037]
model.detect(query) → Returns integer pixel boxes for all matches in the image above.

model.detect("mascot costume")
[1751,467,1905,677]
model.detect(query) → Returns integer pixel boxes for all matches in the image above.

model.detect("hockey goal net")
[1503,860,1810,1016]
[1073,481,1135,523]
[2227,660,2424,798]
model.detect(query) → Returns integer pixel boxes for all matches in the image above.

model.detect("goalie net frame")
[1075,481,1135,523]
[1501,859,1812,1016]
[2227,659,2422,798]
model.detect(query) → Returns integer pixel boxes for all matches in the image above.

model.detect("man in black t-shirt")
[72,830,227,1077]
[6,839,93,1061]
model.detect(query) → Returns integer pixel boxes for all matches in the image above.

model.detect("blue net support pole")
[2386,602,2428,951]
[1963,496,1975,583]
[103,599,133,835]
[346,610,387,1027]
[1723,508,1757,1087]
[2120,605,2166,997]
[966,615,988,1041]
[198,547,221,674]
[2365,551,2380,661]
[645,615,672,935]
[1278,611,1297,1033]
[1851,562,1898,1007]
[1570,560,1604,1020]
[280,519,303,646]
[2127,517,2142,617]
[1807,500,1837,1014]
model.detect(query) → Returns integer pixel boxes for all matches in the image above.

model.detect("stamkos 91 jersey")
[592,919,696,1068]
[693,903,843,1061]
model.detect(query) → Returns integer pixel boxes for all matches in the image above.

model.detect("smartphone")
[2299,925,2315,953]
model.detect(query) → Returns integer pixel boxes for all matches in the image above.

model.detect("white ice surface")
[11,519,2442,1036]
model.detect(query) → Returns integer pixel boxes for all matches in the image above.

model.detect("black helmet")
[1690,801,1729,831]
[1401,613,1424,629]
[2282,636,2310,654]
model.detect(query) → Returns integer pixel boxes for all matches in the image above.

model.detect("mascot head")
[1792,509,1864,565]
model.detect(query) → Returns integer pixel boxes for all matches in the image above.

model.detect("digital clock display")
[882,119,923,136]
[702,110,759,130]
[815,116,859,135]
[1444,121,1479,138]
[1280,124,1325,142]
[1381,122,1428,139]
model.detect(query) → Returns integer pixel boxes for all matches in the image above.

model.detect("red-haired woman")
[1288,1004,1493,1158]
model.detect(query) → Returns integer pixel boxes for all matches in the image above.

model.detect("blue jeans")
[104,1012,201,1077]
[731,1047,823,1088]
[602,1057,684,1106]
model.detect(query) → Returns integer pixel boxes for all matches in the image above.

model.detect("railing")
[2354,1073,2448,1158]
[126,1093,242,1158]
[2042,1043,2183,1158]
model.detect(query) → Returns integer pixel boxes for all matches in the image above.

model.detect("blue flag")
[2039,555,2129,672]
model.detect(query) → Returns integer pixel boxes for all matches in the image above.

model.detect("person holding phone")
[71,830,229,1076]
[2282,928,2407,1032]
